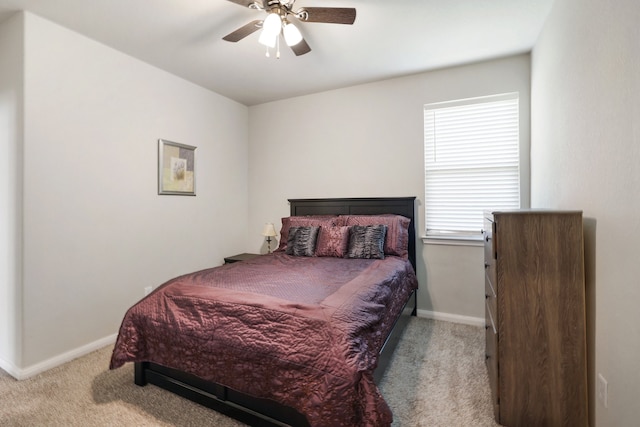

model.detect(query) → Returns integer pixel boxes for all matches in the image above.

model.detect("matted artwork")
[158,139,196,195]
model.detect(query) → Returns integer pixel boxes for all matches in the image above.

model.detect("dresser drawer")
[483,214,496,261]
[485,272,497,325]
[485,260,497,299]
[485,300,500,420]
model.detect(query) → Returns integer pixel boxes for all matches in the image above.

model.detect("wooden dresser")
[483,210,588,426]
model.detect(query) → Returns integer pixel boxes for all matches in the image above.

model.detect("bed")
[110,197,418,427]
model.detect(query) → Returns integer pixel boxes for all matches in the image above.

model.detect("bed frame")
[134,197,418,427]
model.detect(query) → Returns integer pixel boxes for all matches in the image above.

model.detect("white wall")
[6,12,249,373]
[531,0,640,425]
[0,13,24,373]
[248,54,531,321]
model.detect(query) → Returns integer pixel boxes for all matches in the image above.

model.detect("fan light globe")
[262,13,282,36]
[258,29,277,47]
[283,22,302,46]
[258,12,281,48]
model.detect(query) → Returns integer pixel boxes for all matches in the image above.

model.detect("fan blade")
[299,7,356,24]
[290,38,311,56]
[225,0,263,8]
[222,20,262,42]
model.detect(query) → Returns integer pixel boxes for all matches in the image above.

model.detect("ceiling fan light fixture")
[258,12,282,48]
[283,22,302,46]
[262,12,282,37]
[223,0,357,58]
[258,28,278,47]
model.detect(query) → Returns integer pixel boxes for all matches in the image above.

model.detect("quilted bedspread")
[110,252,418,426]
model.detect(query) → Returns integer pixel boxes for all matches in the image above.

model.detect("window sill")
[421,235,484,247]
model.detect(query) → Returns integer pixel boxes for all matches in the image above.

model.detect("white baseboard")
[4,333,118,380]
[417,309,485,327]
[0,356,20,379]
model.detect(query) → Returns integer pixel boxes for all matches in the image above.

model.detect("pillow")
[277,216,339,252]
[315,226,350,257]
[285,226,320,257]
[340,214,410,259]
[347,225,387,259]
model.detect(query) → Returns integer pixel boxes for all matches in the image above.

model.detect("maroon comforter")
[110,252,418,426]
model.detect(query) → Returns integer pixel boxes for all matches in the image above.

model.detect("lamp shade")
[261,222,277,237]
[263,13,282,34]
[283,22,302,46]
[259,13,281,48]
[258,29,278,47]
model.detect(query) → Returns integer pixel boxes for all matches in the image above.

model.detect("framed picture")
[158,139,196,196]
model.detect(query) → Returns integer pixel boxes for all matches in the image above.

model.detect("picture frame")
[158,139,196,196]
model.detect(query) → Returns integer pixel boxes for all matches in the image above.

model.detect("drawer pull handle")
[485,354,490,361]
[484,262,490,269]
[485,235,490,242]
[485,293,490,299]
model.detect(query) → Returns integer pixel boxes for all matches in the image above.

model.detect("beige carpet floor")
[0,318,500,426]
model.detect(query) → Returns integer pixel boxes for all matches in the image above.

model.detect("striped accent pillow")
[346,225,387,259]
[285,226,320,257]
[340,214,410,259]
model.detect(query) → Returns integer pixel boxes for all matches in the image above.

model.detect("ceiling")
[0,0,554,106]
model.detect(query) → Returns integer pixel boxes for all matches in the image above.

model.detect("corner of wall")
[0,10,25,371]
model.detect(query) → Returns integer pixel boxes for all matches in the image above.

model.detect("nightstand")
[224,253,260,264]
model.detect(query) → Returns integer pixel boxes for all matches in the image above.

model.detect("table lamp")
[261,222,277,253]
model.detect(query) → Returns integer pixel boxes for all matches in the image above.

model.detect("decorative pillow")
[277,216,339,252]
[347,225,387,260]
[285,226,320,257]
[315,226,350,257]
[340,214,410,259]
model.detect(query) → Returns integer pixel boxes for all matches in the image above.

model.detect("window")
[424,93,520,240]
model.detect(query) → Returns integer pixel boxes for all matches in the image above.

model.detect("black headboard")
[288,197,417,271]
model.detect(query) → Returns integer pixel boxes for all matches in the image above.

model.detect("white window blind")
[424,93,520,237]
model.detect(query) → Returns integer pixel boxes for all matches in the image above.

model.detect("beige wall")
[0,13,24,373]
[2,12,250,376]
[248,54,531,322]
[531,0,640,425]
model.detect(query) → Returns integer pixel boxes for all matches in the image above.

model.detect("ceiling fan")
[222,0,356,57]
